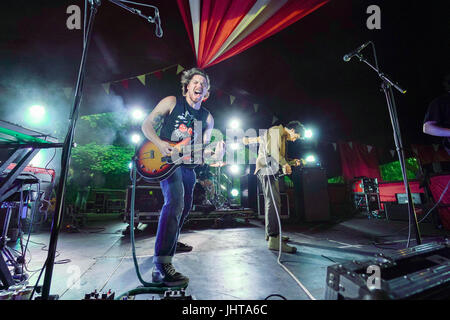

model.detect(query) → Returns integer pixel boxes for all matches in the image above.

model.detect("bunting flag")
[176,64,185,74]
[254,104,259,113]
[348,142,353,149]
[432,144,440,152]
[177,0,329,68]
[230,95,235,105]
[102,83,110,94]
[390,150,395,157]
[272,115,278,124]
[367,145,373,153]
[63,87,72,99]
[137,74,146,86]
[332,142,337,151]
[121,79,129,89]
[154,71,163,79]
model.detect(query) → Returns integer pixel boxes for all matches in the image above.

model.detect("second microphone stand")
[352,44,422,247]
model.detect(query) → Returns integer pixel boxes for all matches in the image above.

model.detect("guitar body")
[135,138,194,182]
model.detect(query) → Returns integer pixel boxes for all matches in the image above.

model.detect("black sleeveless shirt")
[159,96,210,166]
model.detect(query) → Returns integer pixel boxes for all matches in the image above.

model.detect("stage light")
[229,119,240,129]
[306,155,316,163]
[231,189,239,197]
[229,164,240,175]
[131,133,141,144]
[28,105,46,124]
[128,162,133,169]
[304,129,313,139]
[131,108,145,121]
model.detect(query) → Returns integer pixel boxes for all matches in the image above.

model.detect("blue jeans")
[153,166,196,264]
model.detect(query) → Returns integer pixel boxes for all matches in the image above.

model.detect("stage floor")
[11,211,450,300]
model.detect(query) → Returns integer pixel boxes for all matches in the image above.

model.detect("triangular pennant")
[432,144,440,152]
[332,142,337,151]
[137,74,146,86]
[154,71,163,79]
[102,83,110,94]
[390,150,395,157]
[176,65,184,74]
[253,104,259,113]
[63,87,72,99]
[367,145,373,153]
[230,95,235,105]
[272,115,278,124]
[121,79,129,89]
[217,89,223,98]
[348,142,353,149]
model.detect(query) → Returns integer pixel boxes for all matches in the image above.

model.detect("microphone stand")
[351,43,422,247]
[40,0,162,300]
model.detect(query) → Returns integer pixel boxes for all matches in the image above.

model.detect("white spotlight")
[229,164,240,175]
[131,108,145,120]
[304,129,313,139]
[231,189,239,197]
[131,133,141,144]
[229,119,240,129]
[28,105,46,124]
[305,155,316,163]
[230,142,239,150]
[128,162,133,169]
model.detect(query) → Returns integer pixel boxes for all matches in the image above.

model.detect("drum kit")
[195,161,231,210]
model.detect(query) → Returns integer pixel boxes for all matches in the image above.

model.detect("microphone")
[343,42,370,62]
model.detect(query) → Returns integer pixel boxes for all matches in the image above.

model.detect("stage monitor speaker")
[257,193,290,219]
[298,167,330,222]
[325,242,450,300]
[384,202,430,222]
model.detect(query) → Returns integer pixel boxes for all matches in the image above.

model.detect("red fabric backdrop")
[412,144,450,164]
[378,181,424,202]
[429,174,450,230]
[338,141,381,181]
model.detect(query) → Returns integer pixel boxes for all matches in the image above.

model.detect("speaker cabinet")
[257,193,290,219]
[297,167,330,222]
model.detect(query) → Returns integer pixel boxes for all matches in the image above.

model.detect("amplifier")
[125,185,164,224]
[325,242,450,300]
[257,193,290,219]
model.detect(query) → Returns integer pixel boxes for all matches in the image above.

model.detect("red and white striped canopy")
[176,0,329,69]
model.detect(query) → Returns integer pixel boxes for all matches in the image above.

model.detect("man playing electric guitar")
[252,121,306,253]
[141,68,224,287]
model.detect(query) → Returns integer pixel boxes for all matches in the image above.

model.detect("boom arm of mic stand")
[356,54,407,94]
[108,0,159,25]
[351,51,421,247]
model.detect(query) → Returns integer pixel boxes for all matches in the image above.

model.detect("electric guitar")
[134,137,217,182]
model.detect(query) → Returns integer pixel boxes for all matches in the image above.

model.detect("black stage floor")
[9,210,450,300]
